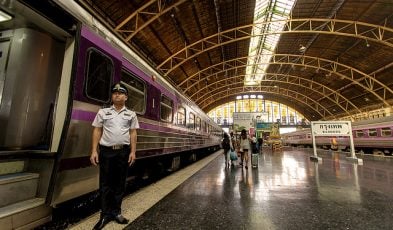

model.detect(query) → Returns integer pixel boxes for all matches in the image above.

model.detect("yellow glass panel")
[207,98,308,125]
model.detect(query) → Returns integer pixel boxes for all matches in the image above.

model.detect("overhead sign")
[233,112,269,131]
[233,112,269,121]
[311,121,351,136]
[256,122,272,129]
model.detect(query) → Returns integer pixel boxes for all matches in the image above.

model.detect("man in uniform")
[90,82,139,229]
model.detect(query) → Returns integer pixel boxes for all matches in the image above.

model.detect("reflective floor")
[125,149,393,230]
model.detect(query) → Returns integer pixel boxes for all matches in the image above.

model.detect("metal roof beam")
[198,85,330,118]
[190,73,359,118]
[178,54,393,107]
[114,0,188,41]
[157,18,393,75]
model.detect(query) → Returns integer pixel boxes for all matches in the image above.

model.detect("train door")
[0,5,72,228]
[0,28,64,149]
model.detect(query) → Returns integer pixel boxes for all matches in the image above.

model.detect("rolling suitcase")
[251,153,258,168]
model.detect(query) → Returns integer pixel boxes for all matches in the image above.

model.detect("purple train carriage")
[281,116,393,156]
[0,1,222,229]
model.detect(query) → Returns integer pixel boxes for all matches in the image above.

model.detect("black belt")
[100,144,129,150]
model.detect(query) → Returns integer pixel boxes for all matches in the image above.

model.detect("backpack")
[221,138,230,150]
[251,142,258,153]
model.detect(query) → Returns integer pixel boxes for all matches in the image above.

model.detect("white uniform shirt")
[92,106,139,146]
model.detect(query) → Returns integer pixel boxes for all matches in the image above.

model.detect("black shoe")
[93,216,112,230]
[114,214,129,224]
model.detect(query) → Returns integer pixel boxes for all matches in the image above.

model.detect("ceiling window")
[245,0,296,86]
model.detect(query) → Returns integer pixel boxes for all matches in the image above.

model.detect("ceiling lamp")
[365,39,370,47]
[299,44,306,53]
[0,10,12,22]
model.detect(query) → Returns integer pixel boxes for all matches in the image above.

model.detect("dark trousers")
[99,145,130,217]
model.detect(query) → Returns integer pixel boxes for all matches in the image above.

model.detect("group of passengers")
[221,129,263,169]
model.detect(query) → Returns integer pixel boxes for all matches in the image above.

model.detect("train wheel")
[169,156,181,172]
[189,153,197,162]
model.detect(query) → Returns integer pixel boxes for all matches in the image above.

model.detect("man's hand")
[128,152,136,166]
[90,151,99,166]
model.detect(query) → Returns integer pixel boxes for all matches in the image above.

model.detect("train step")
[0,172,39,207]
[0,198,51,230]
[0,160,25,176]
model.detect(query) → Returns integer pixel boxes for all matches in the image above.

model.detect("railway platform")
[70,148,393,230]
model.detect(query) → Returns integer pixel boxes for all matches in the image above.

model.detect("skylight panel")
[245,0,295,86]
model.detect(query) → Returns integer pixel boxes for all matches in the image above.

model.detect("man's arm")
[128,128,137,166]
[90,127,103,166]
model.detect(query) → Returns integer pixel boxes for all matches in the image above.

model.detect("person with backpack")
[257,137,263,154]
[221,133,233,167]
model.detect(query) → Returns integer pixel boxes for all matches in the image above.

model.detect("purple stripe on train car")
[71,109,97,122]
[81,24,173,101]
[81,25,122,60]
[74,26,123,101]
[121,59,176,102]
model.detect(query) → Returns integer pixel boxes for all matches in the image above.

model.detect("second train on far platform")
[281,116,393,156]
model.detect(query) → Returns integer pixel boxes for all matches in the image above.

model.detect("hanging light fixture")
[299,44,306,53]
[0,10,12,22]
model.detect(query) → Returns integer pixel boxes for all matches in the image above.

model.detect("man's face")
[112,91,127,104]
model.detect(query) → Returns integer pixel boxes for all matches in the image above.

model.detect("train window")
[121,70,146,114]
[355,130,364,138]
[368,129,377,137]
[160,95,173,122]
[381,127,392,137]
[176,106,186,126]
[196,117,201,131]
[189,112,195,130]
[85,48,114,103]
[202,121,206,132]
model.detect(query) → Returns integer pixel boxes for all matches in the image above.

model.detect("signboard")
[256,122,272,129]
[233,112,269,131]
[311,122,351,136]
[233,112,269,121]
[310,121,361,164]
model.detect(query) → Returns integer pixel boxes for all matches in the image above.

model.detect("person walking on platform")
[230,131,238,150]
[221,133,233,167]
[257,137,263,154]
[90,82,139,230]
[230,131,239,166]
[239,129,251,169]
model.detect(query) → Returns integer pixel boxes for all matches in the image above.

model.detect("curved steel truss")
[199,85,332,118]
[191,73,360,117]
[115,0,188,41]
[180,54,393,108]
[157,18,393,75]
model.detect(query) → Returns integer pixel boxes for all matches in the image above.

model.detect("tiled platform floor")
[126,149,393,230]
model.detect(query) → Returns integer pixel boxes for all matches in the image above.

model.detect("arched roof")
[77,0,393,120]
